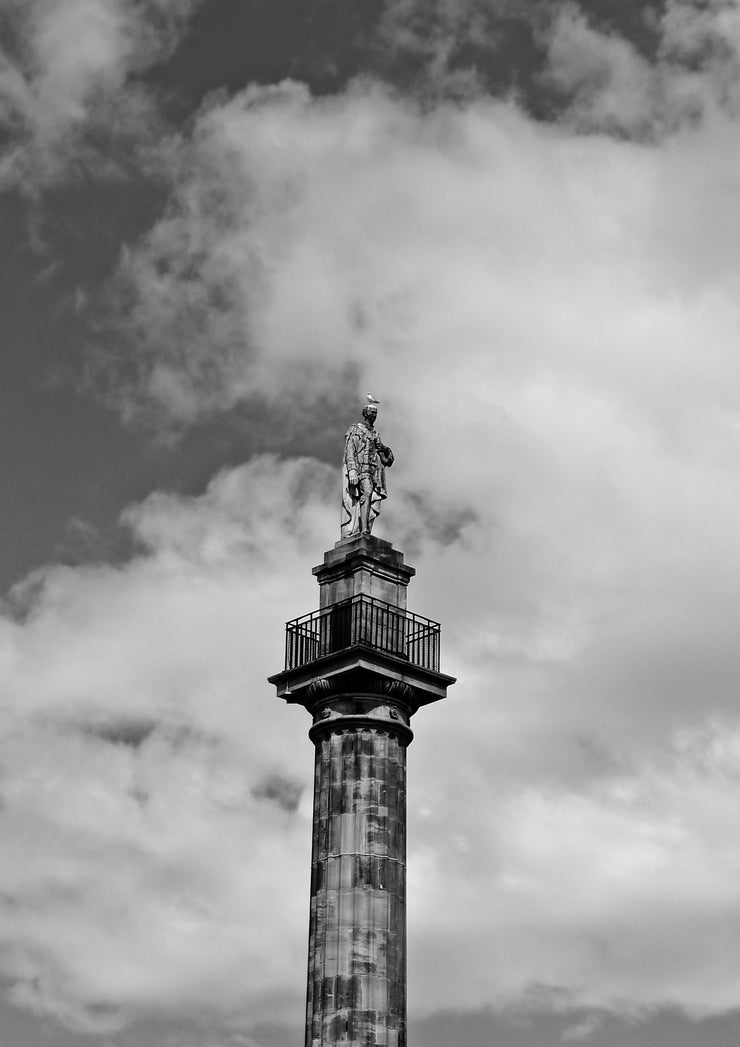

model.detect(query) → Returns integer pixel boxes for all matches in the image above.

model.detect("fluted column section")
[305,695,411,1047]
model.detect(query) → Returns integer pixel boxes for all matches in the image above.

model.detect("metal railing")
[284,595,440,673]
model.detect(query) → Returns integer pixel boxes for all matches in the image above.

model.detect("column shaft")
[306,719,407,1047]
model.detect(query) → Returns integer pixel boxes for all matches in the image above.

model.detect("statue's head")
[362,404,378,424]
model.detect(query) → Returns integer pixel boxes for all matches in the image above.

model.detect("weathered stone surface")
[314,536,414,611]
[306,725,407,1047]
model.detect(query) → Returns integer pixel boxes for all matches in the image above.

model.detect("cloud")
[0,456,334,1033]
[95,59,740,430]
[562,1013,603,1041]
[2,455,740,1031]
[0,0,201,191]
[543,5,659,135]
[252,772,304,813]
[92,69,740,760]
[94,68,740,1023]
[373,0,543,99]
[8,0,740,1032]
[409,720,740,1017]
[542,0,740,134]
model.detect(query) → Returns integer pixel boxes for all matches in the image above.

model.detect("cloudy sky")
[2,1,740,1045]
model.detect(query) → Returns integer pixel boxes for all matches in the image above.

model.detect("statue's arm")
[345,432,359,472]
[344,431,360,484]
[376,432,394,468]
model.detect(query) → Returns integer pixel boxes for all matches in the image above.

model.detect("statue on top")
[341,394,394,538]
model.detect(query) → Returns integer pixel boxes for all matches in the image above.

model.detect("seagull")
[366,393,381,405]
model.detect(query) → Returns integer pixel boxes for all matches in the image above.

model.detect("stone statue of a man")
[341,398,394,538]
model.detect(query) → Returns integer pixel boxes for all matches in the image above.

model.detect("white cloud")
[0,456,334,1033]
[90,65,740,1022]
[544,5,659,135]
[2,453,740,1029]
[0,0,200,190]
[98,69,740,738]
[409,721,740,1017]
[543,0,740,134]
[101,66,740,439]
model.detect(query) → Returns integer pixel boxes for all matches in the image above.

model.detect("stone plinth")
[314,536,415,612]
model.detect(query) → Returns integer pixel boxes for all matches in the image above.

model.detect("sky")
[2,1,740,1045]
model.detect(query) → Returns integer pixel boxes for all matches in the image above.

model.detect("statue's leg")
[359,478,373,534]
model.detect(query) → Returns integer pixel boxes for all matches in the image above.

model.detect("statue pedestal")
[314,535,415,611]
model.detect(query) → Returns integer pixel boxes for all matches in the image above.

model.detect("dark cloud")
[252,773,304,813]
[84,718,157,749]
[396,489,478,554]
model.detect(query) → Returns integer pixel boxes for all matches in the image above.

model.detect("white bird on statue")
[366,393,380,405]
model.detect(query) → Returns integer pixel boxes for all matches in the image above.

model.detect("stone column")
[305,692,411,1047]
[269,536,454,1047]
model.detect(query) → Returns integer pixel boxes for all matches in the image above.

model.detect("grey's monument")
[269,395,454,1047]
